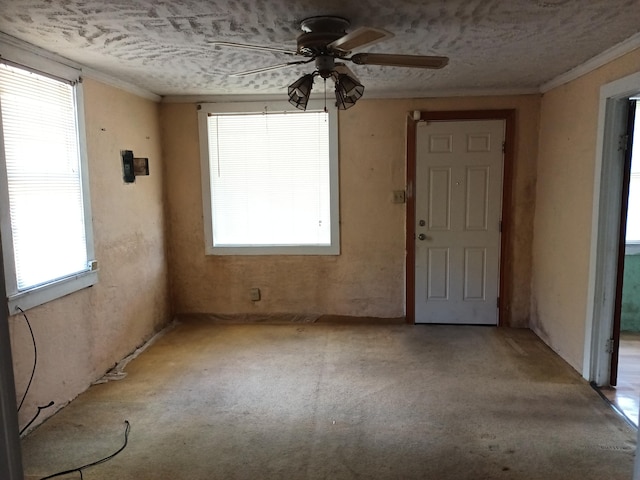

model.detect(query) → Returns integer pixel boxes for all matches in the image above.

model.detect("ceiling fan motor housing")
[315,56,335,78]
[297,16,350,57]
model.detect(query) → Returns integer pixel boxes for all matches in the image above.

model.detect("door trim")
[406,110,516,326]
[586,71,640,384]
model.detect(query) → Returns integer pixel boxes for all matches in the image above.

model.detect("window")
[198,100,339,255]
[0,57,96,313]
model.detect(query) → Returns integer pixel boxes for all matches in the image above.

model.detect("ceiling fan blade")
[209,41,297,56]
[328,27,394,53]
[229,59,313,77]
[334,62,359,79]
[350,53,449,69]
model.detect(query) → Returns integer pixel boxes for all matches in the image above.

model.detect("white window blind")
[0,63,89,290]
[207,111,331,247]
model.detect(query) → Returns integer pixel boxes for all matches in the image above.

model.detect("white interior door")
[415,119,505,324]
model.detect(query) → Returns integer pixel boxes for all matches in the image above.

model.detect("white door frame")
[585,70,640,384]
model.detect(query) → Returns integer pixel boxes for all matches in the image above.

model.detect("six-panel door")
[415,119,505,324]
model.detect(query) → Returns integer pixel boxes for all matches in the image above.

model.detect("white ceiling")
[1,0,639,98]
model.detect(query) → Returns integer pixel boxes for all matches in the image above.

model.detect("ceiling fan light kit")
[286,64,364,111]
[287,73,314,110]
[334,73,364,110]
[336,73,364,99]
[217,15,449,110]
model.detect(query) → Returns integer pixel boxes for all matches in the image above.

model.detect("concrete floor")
[20,319,636,479]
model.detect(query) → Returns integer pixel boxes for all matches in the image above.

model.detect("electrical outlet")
[250,288,261,302]
[393,190,406,204]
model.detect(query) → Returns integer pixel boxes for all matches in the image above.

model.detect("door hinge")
[619,134,630,152]
[499,220,503,233]
[497,297,500,308]
[605,338,615,354]
[502,141,506,153]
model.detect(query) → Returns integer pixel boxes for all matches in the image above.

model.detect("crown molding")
[541,32,640,93]
[0,32,160,102]
[0,32,81,81]
[0,32,81,69]
[162,93,285,103]
[81,67,161,102]
[161,87,540,104]
[363,87,540,99]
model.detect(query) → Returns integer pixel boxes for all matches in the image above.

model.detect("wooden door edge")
[610,99,637,386]
[406,114,417,324]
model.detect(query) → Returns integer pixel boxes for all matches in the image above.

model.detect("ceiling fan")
[210,16,449,110]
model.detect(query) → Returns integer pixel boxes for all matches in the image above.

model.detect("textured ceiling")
[0,0,639,97]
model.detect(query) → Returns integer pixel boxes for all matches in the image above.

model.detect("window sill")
[207,244,340,256]
[7,269,98,314]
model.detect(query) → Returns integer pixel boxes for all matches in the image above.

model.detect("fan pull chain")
[324,77,327,113]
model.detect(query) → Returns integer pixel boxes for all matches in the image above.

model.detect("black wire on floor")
[15,307,55,437]
[39,420,131,480]
[16,306,37,412]
[20,401,54,436]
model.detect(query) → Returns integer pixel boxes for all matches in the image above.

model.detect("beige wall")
[8,79,171,429]
[161,95,540,326]
[531,48,640,372]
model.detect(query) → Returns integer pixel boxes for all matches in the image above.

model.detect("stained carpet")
[20,318,636,479]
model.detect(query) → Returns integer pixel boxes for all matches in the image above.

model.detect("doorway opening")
[586,70,640,427]
[601,100,640,425]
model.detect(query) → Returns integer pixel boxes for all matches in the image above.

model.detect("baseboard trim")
[176,313,406,325]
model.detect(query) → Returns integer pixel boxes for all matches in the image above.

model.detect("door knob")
[418,233,427,241]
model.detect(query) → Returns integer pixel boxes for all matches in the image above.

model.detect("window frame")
[198,100,340,256]
[0,43,97,314]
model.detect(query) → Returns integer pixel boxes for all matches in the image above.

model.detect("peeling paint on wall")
[7,79,172,431]
[161,94,540,325]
